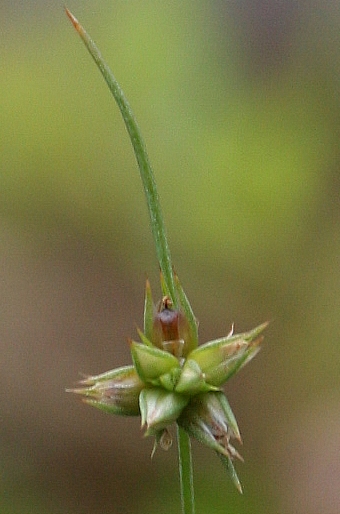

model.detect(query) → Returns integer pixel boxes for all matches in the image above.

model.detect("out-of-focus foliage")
[1,1,340,513]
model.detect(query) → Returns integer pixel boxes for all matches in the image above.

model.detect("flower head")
[68,275,266,490]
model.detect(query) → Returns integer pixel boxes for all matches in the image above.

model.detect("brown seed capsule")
[151,296,189,358]
[157,296,180,342]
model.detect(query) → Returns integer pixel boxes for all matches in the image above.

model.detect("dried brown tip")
[65,7,82,33]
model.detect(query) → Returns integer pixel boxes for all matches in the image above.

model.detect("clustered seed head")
[68,274,267,492]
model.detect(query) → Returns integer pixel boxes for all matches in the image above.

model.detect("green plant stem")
[177,424,195,514]
[65,8,177,305]
[66,9,196,513]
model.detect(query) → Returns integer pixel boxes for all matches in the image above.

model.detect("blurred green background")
[1,1,340,513]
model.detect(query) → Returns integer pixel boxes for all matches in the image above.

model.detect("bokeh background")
[1,1,340,513]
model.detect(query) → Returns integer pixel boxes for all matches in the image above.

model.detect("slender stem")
[66,10,196,513]
[65,8,177,305]
[177,425,195,514]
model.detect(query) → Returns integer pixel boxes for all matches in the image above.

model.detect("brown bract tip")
[65,7,81,32]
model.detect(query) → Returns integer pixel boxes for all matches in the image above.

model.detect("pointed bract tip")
[258,320,270,332]
[65,7,76,23]
[65,386,88,395]
[78,376,95,386]
[65,7,82,33]
[227,323,234,338]
[150,441,157,459]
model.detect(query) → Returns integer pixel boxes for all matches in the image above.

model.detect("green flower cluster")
[69,274,266,491]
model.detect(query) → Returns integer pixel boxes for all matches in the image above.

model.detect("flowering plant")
[70,275,266,491]
[66,7,267,511]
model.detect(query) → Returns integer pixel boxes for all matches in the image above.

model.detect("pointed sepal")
[217,453,243,494]
[175,359,218,395]
[66,365,144,416]
[143,279,155,342]
[140,388,189,433]
[187,323,267,387]
[173,272,198,354]
[177,392,243,473]
[131,341,180,384]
